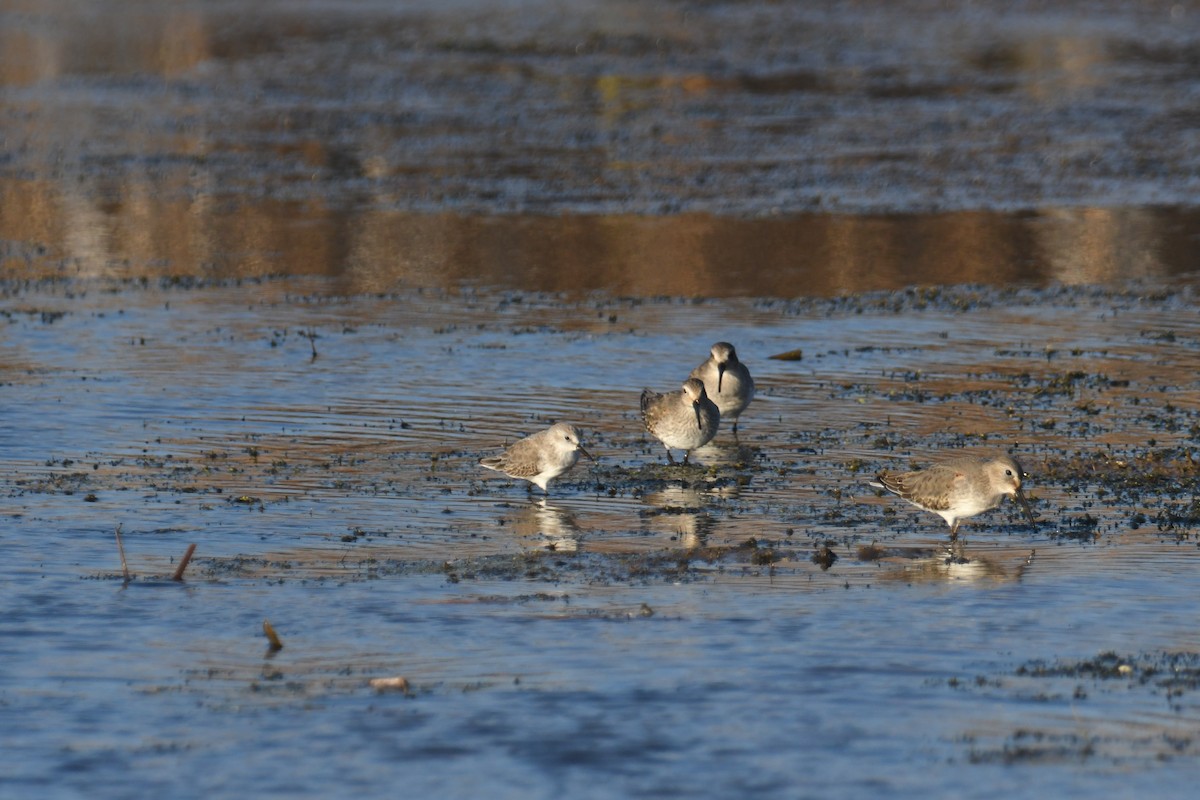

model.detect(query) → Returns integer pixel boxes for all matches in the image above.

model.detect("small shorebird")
[870,453,1036,538]
[480,422,593,492]
[641,378,720,465]
[690,342,755,434]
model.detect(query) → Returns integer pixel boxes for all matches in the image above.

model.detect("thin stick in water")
[115,524,130,583]
[172,543,197,581]
[262,619,284,651]
[302,329,318,360]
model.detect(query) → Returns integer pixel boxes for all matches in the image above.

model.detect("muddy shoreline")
[7,1,1200,795]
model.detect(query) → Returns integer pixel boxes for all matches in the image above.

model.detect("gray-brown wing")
[480,432,546,478]
[640,389,666,426]
[874,465,965,511]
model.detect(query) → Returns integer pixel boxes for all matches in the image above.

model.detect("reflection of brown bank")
[1,182,1196,294]
[0,9,209,86]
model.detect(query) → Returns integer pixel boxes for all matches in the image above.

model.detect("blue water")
[6,0,1200,793]
[6,547,1200,799]
[4,279,1200,798]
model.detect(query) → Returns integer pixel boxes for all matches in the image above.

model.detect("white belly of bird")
[653,415,717,450]
[943,489,1004,524]
[712,379,751,418]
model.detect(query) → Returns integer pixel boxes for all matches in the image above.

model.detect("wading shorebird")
[870,453,1036,538]
[479,422,593,493]
[640,378,720,465]
[689,342,755,435]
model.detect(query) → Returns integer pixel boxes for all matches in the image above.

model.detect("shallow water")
[7,0,1200,798]
[6,276,1200,798]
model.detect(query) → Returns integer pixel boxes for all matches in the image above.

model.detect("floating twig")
[369,676,410,694]
[172,543,197,581]
[114,523,130,583]
[263,619,284,652]
[301,329,318,361]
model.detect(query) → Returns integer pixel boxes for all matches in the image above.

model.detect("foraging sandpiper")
[480,422,592,492]
[870,453,1036,538]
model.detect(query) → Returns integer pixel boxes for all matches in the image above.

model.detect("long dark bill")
[1014,487,1037,527]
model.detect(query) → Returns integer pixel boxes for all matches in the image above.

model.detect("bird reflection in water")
[639,482,741,548]
[508,499,583,553]
[871,540,1038,585]
[684,439,760,469]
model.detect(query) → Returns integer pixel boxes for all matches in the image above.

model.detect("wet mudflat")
[6,277,1200,798]
[6,0,1200,798]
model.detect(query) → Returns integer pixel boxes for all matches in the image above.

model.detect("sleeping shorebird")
[640,378,720,465]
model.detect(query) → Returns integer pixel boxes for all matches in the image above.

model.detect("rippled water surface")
[7,0,1200,798]
[7,276,1200,798]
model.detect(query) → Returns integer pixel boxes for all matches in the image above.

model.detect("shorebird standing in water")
[690,342,755,435]
[480,422,593,493]
[870,453,1036,538]
[640,378,720,465]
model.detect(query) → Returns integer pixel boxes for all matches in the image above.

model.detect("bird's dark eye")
[1005,469,1013,476]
